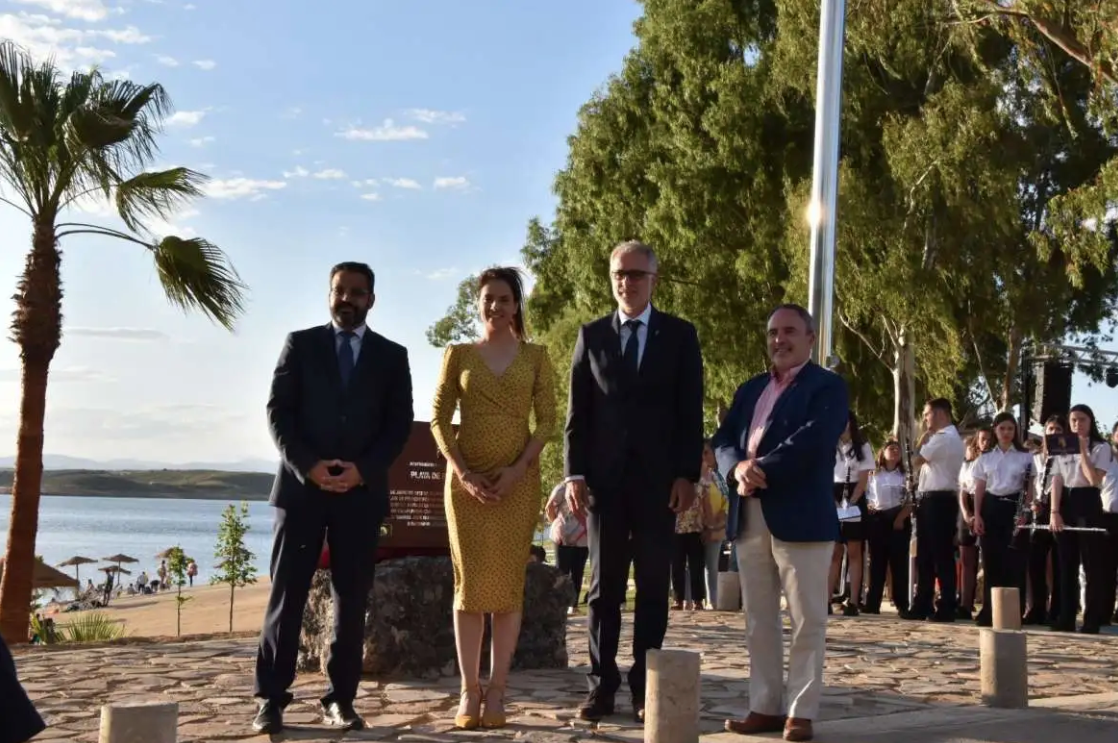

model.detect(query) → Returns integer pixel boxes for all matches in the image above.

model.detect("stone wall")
[299,556,573,679]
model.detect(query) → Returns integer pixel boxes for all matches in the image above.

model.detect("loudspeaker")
[1032,361,1073,425]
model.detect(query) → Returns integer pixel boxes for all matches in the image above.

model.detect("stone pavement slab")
[13,610,1118,741]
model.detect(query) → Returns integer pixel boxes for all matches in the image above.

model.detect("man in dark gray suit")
[252,262,413,733]
[564,241,704,723]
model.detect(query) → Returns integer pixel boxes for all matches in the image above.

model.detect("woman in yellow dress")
[430,266,556,730]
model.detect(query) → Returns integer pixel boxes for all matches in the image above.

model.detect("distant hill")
[0,469,274,500]
[0,454,277,472]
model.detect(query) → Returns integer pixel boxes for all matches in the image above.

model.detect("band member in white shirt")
[1102,422,1118,625]
[971,413,1034,627]
[956,428,993,620]
[903,398,966,622]
[1050,404,1114,633]
[829,411,874,616]
[863,441,910,615]
[1024,415,1066,626]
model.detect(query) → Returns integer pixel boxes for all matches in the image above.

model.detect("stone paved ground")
[13,611,1118,742]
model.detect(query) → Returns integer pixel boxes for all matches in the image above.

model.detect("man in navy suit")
[712,304,848,743]
[253,262,414,734]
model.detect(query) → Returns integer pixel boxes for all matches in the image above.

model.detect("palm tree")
[0,42,246,643]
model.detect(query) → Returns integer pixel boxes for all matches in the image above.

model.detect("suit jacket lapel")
[638,309,661,380]
[320,324,343,391]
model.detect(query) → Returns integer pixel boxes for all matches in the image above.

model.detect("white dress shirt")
[833,442,874,484]
[958,459,976,493]
[868,468,905,510]
[617,303,652,368]
[971,446,1033,496]
[1101,457,1118,513]
[332,322,366,362]
[1055,442,1114,489]
[917,425,965,492]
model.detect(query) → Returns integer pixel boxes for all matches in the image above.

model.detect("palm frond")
[0,41,36,141]
[115,168,206,233]
[152,236,247,330]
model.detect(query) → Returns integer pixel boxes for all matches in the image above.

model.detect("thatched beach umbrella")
[101,553,139,574]
[0,558,79,591]
[57,556,96,588]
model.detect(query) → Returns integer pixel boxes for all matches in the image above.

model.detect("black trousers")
[1027,504,1060,622]
[913,491,958,616]
[671,531,706,604]
[0,634,45,743]
[556,545,590,607]
[865,506,910,612]
[586,472,675,699]
[978,496,1027,619]
[1056,487,1108,629]
[254,493,382,706]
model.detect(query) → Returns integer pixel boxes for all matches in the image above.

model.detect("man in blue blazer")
[711,304,848,743]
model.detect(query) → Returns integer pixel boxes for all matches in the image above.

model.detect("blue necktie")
[338,331,355,386]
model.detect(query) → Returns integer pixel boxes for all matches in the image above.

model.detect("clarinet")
[1011,459,1033,543]
[902,438,918,607]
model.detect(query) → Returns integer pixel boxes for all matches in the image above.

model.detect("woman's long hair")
[1069,403,1106,446]
[991,411,1027,452]
[846,411,868,462]
[477,266,527,339]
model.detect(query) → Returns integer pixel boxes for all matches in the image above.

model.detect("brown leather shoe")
[724,711,785,735]
[784,717,813,741]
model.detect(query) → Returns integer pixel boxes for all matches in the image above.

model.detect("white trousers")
[735,497,833,720]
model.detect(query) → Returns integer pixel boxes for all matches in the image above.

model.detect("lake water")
[0,494,276,592]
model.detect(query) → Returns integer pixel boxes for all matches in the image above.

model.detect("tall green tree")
[0,43,246,644]
[426,274,479,347]
[211,502,258,633]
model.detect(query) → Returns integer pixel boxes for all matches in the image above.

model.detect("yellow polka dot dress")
[430,343,556,613]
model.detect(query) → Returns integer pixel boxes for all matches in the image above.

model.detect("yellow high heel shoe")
[454,685,482,730]
[481,684,507,729]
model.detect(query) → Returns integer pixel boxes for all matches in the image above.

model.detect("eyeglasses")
[332,286,369,299]
[611,270,655,282]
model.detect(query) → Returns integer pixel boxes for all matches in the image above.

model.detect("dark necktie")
[622,319,642,376]
[338,331,356,386]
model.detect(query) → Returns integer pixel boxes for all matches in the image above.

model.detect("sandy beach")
[47,578,273,638]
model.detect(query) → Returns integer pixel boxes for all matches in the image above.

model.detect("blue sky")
[0,0,645,463]
[0,0,1113,465]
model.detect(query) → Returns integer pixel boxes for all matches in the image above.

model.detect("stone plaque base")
[299,556,573,678]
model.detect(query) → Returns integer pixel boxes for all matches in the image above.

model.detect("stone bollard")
[991,587,1021,630]
[99,701,178,743]
[979,629,1028,709]
[715,572,741,611]
[645,649,701,743]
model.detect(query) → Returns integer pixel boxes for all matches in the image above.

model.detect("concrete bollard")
[99,701,178,743]
[645,648,701,743]
[715,572,741,611]
[979,629,1028,709]
[991,587,1021,630]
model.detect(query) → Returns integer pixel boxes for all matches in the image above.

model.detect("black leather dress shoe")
[251,701,283,734]
[322,700,365,730]
[576,691,615,721]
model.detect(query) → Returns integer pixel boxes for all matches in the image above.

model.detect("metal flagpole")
[806,0,847,369]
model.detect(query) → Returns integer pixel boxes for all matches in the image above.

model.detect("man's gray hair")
[610,240,658,273]
[768,303,816,333]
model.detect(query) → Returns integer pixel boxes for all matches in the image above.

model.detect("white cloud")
[183,3,196,9]
[0,365,115,383]
[312,168,346,180]
[188,135,214,147]
[424,267,458,280]
[433,176,470,190]
[64,327,169,341]
[384,177,421,190]
[359,193,382,202]
[143,206,198,239]
[0,12,151,72]
[336,119,427,142]
[350,178,378,188]
[408,108,466,125]
[282,107,302,119]
[13,0,109,22]
[192,59,216,71]
[165,110,206,127]
[155,54,179,67]
[204,178,286,200]
[282,166,309,179]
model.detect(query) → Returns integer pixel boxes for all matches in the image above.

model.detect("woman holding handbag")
[699,441,730,608]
